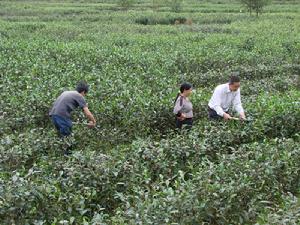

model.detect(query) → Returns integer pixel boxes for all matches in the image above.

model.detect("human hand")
[223,113,232,121]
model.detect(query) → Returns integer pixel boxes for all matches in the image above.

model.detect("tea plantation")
[0,0,299,224]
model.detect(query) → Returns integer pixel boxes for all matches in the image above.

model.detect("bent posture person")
[208,75,246,120]
[173,82,193,129]
[49,81,96,137]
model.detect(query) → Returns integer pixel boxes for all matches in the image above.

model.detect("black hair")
[76,81,89,94]
[174,82,192,104]
[229,74,240,84]
[180,82,192,93]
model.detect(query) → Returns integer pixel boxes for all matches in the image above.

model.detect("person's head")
[229,75,240,92]
[180,82,193,97]
[76,81,89,96]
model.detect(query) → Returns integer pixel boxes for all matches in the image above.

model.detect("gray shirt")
[49,91,87,119]
[173,95,193,118]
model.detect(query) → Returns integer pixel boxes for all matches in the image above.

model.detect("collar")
[180,94,186,99]
[226,83,231,93]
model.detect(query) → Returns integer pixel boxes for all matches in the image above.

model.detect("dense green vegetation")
[0,0,299,224]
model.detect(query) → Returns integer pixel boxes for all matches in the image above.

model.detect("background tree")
[240,0,271,16]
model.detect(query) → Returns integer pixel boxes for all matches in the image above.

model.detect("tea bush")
[0,0,299,224]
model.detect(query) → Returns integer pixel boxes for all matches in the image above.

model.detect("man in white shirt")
[208,75,246,120]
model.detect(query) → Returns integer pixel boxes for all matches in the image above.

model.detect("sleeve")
[210,87,225,117]
[76,95,87,109]
[173,97,184,117]
[233,89,244,114]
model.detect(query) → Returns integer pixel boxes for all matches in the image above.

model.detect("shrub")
[240,0,271,16]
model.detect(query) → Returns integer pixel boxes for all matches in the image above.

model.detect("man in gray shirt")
[49,81,96,137]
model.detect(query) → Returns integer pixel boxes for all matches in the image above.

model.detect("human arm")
[83,106,96,127]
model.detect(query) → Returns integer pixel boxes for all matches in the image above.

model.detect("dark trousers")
[176,118,193,130]
[51,115,72,136]
[208,107,227,120]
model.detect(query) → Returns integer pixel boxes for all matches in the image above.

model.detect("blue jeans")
[51,115,72,136]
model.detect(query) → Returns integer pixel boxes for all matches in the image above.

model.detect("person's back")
[49,90,86,119]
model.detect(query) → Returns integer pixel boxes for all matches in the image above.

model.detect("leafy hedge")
[135,16,188,25]
[1,91,299,224]
[0,1,299,224]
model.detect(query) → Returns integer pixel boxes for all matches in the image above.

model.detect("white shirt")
[208,83,244,117]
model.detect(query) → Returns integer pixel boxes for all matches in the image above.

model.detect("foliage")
[117,0,135,10]
[168,0,184,13]
[240,0,271,16]
[135,16,188,25]
[0,0,299,224]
